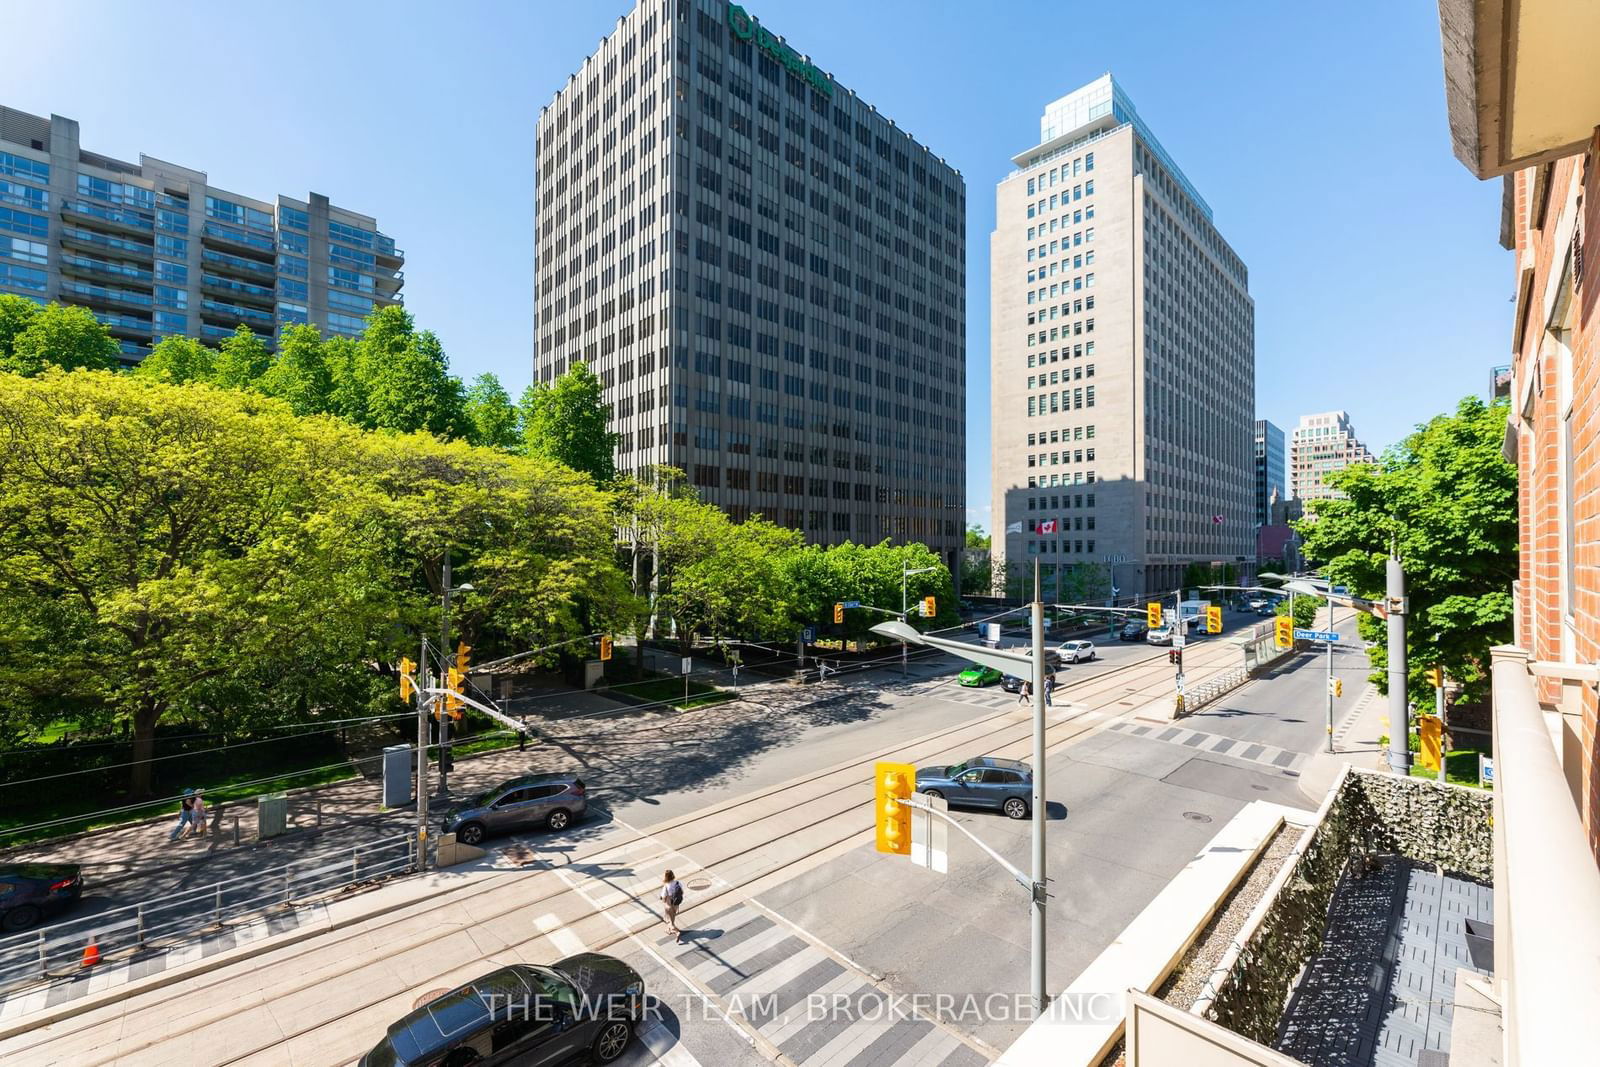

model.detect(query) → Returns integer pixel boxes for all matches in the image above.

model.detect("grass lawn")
[611,676,736,710]
[1409,747,1492,789]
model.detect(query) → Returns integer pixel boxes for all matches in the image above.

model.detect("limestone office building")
[533,1,967,576]
[989,75,1255,601]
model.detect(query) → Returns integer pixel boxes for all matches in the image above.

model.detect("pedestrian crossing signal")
[1206,606,1222,634]
[920,595,936,618]
[599,635,613,661]
[1146,602,1162,629]
[874,761,914,856]
[834,602,844,624]
[1274,616,1294,649]
[1425,666,1444,688]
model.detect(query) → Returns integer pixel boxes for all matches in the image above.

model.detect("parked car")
[1022,646,1065,669]
[1000,674,1025,693]
[1256,603,1277,616]
[359,957,644,1067]
[441,773,587,846]
[1119,621,1147,641]
[957,665,1003,687]
[1057,639,1097,663]
[1146,626,1174,646]
[915,756,1033,819]
[0,863,83,933]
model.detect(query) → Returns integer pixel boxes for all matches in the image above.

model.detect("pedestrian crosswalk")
[1106,719,1307,773]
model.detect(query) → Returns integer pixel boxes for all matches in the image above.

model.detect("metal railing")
[1181,666,1249,715]
[1488,645,1600,1065]
[0,832,420,992]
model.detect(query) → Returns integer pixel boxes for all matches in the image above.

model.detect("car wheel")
[1004,797,1029,820]
[441,1049,481,1067]
[592,1017,633,1063]
[455,822,486,846]
[546,808,572,832]
[922,789,944,800]
[1,905,41,933]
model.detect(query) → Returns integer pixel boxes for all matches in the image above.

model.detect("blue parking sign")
[802,626,816,643]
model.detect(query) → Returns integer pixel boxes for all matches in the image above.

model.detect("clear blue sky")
[5,1,1508,533]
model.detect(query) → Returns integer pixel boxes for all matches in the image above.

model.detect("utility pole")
[1030,561,1048,1012]
[415,633,430,872]
[1386,555,1411,774]
[1325,586,1335,753]
[439,551,453,800]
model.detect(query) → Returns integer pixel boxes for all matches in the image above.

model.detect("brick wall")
[1510,136,1600,866]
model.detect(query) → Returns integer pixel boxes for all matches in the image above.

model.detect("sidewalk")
[1296,601,1393,803]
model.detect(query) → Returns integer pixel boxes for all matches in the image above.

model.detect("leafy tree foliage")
[133,336,217,385]
[0,301,118,376]
[520,360,618,484]
[256,324,334,416]
[358,307,467,437]
[1297,396,1516,705]
[210,325,272,390]
[463,373,521,450]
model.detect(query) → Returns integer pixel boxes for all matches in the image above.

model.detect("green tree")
[257,324,334,416]
[463,372,521,450]
[359,307,467,438]
[0,371,398,795]
[324,336,369,426]
[1297,396,1516,706]
[1275,595,1319,630]
[0,293,42,364]
[211,325,272,389]
[2,302,118,377]
[519,361,618,484]
[133,336,216,385]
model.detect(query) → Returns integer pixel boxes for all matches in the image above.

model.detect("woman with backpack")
[660,869,685,944]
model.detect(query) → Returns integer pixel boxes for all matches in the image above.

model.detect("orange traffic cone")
[81,936,100,968]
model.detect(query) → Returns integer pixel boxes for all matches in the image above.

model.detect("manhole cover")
[413,987,451,1009]
[1182,811,1213,823]
[687,877,712,891]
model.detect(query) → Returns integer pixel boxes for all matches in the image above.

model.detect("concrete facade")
[0,105,403,363]
[533,0,966,570]
[1288,410,1374,503]
[1253,419,1285,528]
[989,75,1254,602]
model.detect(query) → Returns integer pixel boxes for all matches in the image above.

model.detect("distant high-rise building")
[989,74,1255,600]
[532,1,967,571]
[1289,410,1375,502]
[1254,419,1286,527]
[0,105,404,364]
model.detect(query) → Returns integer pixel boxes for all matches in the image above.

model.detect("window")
[0,235,47,265]
[0,261,45,291]
[0,151,48,183]
[280,206,309,230]
[0,206,47,239]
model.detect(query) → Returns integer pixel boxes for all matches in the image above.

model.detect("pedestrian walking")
[660,869,685,944]
[168,789,195,842]
[190,790,208,838]
[1018,680,1032,706]
[1043,674,1055,707]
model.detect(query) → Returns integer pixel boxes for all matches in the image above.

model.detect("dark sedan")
[1119,621,1148,641]
[360,955,644,1067]
[0,863,83,933]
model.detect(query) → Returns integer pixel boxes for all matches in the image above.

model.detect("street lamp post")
[901,563,939,678]
[438,550,474,800]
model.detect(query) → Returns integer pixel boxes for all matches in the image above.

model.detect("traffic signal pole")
[1030,562,1048,1013]
[415,634,430,872]
[1386,556,1412,775]
[439,552,453,800]
[1325,588,1335,753]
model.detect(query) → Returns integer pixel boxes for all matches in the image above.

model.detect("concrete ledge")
[995,800,1309,1067]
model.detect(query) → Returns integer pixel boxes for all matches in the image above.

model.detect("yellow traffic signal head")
[1335,678,1344,697]
[834,602,844,624]
[445,666,465,718]
[1426,667,1444,688]
[1274,616,1294,649]
[921,595,936,618]
[399,656,416,702]
[455,642,471,671]
[1146,602,1163,628]
[1206,606,1222,633]
[599,635,613,661]
[874,761,914,855]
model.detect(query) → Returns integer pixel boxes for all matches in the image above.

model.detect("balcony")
[200,248,275,281]
[201,221,275,255]
[200,273,275,308]
[199,298,275,329]
[90,310,153,338]
[60,199,154,235]
[375,233,403,264]
[199,322,273,349]
[59,279,153,314]
[59,226,153,261]
[59,253,153,286]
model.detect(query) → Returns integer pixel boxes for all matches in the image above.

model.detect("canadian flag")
[1038,519,1058,534]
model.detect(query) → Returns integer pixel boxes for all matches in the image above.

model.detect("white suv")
[1058,640,1097,663]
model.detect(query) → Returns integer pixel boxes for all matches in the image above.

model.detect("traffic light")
[1329,677,1343,698]
[1168,649,1183,667]
[445,666,466,721]
[1146,602,1163,628]
[1425,666,1444,689]
[455,642,471,674]
[399,656,416,702]
[874,761,914,856]
[1274,615,1294,649]
[599,635,613,661]
[1206,606,1222,634]
[920,595,936,618]
[834,602,844,624]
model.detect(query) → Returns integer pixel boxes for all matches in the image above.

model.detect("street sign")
[1479,754,1494,786]
[842,600,862,609]
[1172,631,1186,649]
[910,791,949,873]
[802,626,816,643]
[681,657,692,675]
[1294,628,1341,642]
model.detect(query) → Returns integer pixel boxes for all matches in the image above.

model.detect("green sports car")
[958,665,1003,687]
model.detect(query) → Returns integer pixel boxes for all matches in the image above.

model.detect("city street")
[0,608,1354,1066]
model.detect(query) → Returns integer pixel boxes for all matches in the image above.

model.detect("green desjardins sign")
[728,4,834,97]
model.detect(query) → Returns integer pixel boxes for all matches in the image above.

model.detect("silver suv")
[441,773,587,846]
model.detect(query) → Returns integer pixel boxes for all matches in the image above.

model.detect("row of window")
[1028,448,1096,467]
[0,206,48,239]
[1029,342,1095,367]
[1028,364,1094,388]
[1025,155,1095,196]
[1029,471,1096,488]
[1026,540,1097,556]
[0,151,48,184]
[1027,492,1096,510]
[1028,315,1096,346]
[1026,204,1095,240]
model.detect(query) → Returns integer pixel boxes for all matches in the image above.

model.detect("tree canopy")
[1297,396,1516,706]
[520,360,618,484]
[0,300,118,377]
